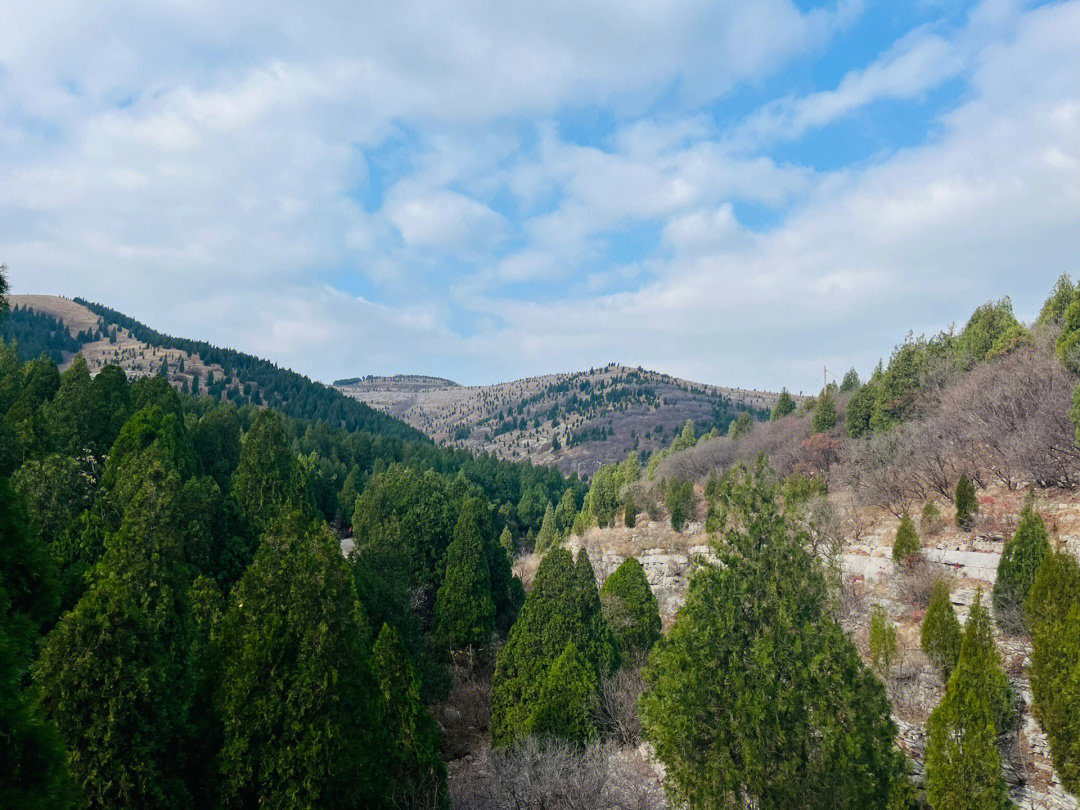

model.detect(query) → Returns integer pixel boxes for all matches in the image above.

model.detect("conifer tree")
[490,548,617,747]
[599,557,661,656]
[435,497,495,648]
[956,473,978,530]
[1025,550,1080,795]
[993,504,1049,633]
[811,387,839,433]
[371,624,449,810]
[554,487,577,535]
[921,579,962,680]
[528,642,600,744]
[641,463,905,809]
[892,513,921,564]
[215,517,391,809]
[771,388,796,420]
[499,525,515,559]
[231,409,312,532]
[534,502,557,554]
[925,593,1014,810]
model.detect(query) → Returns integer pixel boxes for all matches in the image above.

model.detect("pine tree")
[924,592,1014,810]
[956,473,978,530]
[599,557,661,656]
[435,497,495,648]
[534,502,557,554]
[892,513,921,564]
[641,463,905,809]
[993,504,1049,634]
[1026,549,1080,795]
[921,579,962,680]
[371,624,449,810]
[528,642,600,744]
[771,388,796,420]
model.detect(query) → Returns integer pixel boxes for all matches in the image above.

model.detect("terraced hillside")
[336,365,791,474]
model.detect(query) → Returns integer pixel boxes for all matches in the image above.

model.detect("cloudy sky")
[2,0,1078,392]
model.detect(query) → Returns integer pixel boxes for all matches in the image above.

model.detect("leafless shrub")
[452,738,666,810]
[847,429,926,518]
[437,651,492,760]
[599,659,647,747]
[895,558,941,610]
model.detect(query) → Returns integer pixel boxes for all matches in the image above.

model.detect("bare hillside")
[337,364,792,474]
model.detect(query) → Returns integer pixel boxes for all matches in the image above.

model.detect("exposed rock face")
[565,490,1080,810]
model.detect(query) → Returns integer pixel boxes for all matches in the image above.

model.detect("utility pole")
[823,364,827,392]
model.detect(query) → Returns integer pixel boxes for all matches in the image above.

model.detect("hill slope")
[337,364,791,474]
[8,294,426,443]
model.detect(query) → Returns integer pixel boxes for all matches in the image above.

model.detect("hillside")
[7,294,425,443]
[336,365,789,475]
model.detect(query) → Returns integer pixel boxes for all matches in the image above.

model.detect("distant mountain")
[336,365,792,474]
[8,294,426,444]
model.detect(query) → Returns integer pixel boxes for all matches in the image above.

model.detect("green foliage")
[840,368,861,392]
[921,579,962,680]
[846,371,880,438]
[728,410,753,438]
[191,404,241,488]
[674,419,696,451]
[599,557,661,655]
[499,525,515,558]
[371,624,450,810]
[993,505,1049,633]
[780,472,828,507]
[641,463,905,809]
[554,487,578,535]
[231,409,313,532]
[924,593,1015,810]
[528,642,600,745]
[215,519,391,809]
[1038,273,1079,325]
[1026,549,1080,795]
[35,468,198,809]
[957,297,1021,369]
[664,477,695,532]
[869,604,898,676]
[892,513,921,564]
[534,501,557,553]
[490,548,618,747]
[435,497,496,648]
[955,473,977,530]
[584,464,620,528]
[1057,298,1080,374]
[45,354,95,457]
[811,386,839,433]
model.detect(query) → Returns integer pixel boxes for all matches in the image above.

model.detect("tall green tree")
[35,467,198,810]
[811,386,839,433]
[435,497,495,648]
[534,501,557,554]
[640,463,905,809]
[892,513,921,564]
[191,404,242,489]
[992,505,1049,633]
[921,579,962,681]
[528,642,600,745]
[231,409,312,533]
[46,354,95,457]
[1026,549,1080,796]
[371,624,449,810]
[1037,273,1078,326]
[490,547,617,747]
[924,593,1014,810]
[599,557,661,656]
[956,474,977,530]
[771,388,796,420]
[215,517,391,809]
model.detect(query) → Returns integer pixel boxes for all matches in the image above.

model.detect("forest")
[3,271,1080,810]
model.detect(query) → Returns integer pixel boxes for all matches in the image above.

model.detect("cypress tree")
[534,502,557,554]
[1026,550,1080,795]
[921,579,962,680]
[956,474,977,530]
[528,642,600,745]
[924,592,1014,810]
[892,513,921,564]
[371,624,449,810]
[499,525,515,558]
[554,488,577,535]
[771,388,795,420]
[599,557,661,656]
[641,462,905,809]
[992,505,1049,634]
[231,409,312,533]
[811,387,839,433]
[490,547,617,747]
[434,497,495,648]
[215,518,391,809]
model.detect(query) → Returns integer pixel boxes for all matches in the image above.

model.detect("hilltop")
[336,365,792,474]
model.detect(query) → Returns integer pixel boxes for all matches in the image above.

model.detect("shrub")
[955,474,977,530]
[993,504,1049,634]
[921,500,943,536]
[892,514,921,564]
[921,579,962,680]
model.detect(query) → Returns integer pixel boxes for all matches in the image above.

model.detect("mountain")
[336,365,791,474]
[7,295,426,444]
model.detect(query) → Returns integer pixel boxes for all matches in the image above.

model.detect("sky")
[2,0,1079,393]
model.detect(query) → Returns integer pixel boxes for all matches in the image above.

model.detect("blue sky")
[2,0,1079,393]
